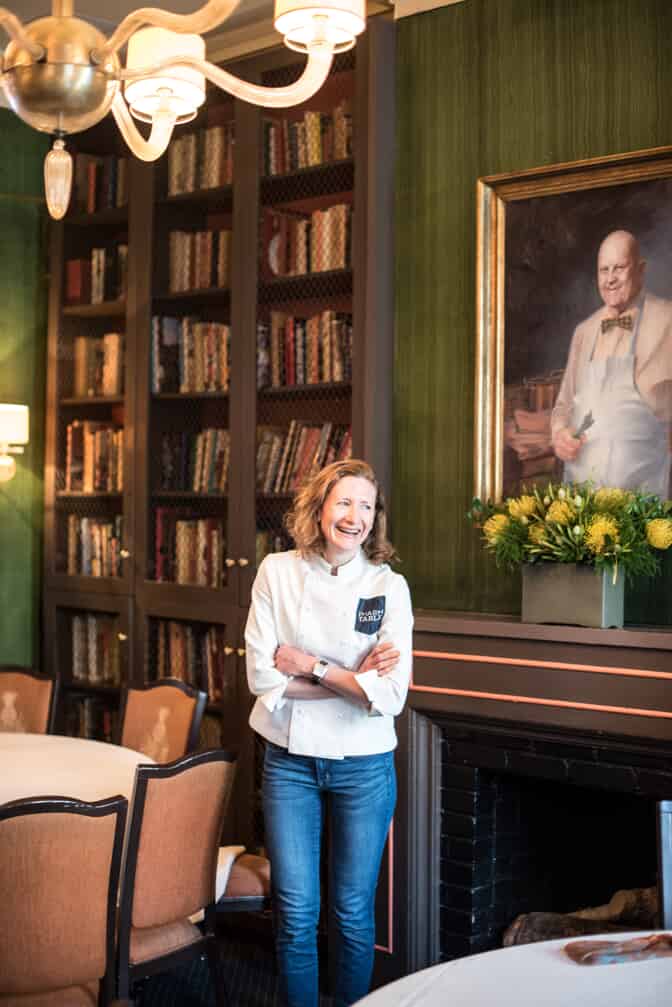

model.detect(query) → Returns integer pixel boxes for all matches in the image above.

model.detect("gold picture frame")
[475,145,672,502]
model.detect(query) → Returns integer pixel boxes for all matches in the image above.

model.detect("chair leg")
[204,936,230,1007]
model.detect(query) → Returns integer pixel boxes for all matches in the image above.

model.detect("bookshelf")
[43,18,395,847]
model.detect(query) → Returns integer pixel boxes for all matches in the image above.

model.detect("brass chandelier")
[0,0,366,218]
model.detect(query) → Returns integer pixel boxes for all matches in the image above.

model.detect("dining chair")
[118,678,207,763]
[0,793,127,1007]
[216,850,271,914]
[116,748,237,1003]
[0,667,59,734]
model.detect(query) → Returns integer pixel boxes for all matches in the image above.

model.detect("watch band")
[312,659,329,683]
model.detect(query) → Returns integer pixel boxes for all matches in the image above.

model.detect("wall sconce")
[0,404,29,483]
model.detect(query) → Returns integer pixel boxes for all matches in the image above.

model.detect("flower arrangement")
[468,483,672,582]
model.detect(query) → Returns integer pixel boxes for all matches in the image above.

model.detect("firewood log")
[570,887,658,927]
[503,913,631,947]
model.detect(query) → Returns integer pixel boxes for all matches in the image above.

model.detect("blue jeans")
[262,743,396,1007]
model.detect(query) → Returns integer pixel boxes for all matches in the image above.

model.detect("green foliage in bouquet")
[468,483,672,582]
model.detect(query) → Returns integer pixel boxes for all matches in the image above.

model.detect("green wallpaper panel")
[0,112,48,663]
[394,0,672,612]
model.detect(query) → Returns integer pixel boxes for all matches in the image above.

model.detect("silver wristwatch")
[312,659,329,683]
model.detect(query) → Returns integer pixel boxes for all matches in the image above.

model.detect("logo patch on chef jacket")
[354,596,386,635]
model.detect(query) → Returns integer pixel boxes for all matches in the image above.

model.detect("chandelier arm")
[94,0,240,64]
[111,92,177,161]
[0,9,44,59]
[119,45,334,109]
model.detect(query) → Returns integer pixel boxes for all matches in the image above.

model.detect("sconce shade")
[0,404,29,445]
[124,27,206,123]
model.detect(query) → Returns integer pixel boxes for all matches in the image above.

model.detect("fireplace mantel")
[414,609,672,650]
[373,611,672,988]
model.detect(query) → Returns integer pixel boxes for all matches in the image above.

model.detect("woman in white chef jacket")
[245,458,413,1007]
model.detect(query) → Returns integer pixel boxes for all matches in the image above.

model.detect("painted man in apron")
[551,230,672,498]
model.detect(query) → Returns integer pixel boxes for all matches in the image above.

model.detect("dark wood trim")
[229,89,262,607]
[395,709,442,974]
[352,17,396,500]
[413,609,672,649]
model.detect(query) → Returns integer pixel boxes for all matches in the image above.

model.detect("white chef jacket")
[245,548,414,759]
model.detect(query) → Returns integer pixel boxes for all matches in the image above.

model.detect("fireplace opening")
[440,729,659,961]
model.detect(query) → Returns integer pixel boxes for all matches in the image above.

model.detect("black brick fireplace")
[438,717,664,960]
[379,613,672,986]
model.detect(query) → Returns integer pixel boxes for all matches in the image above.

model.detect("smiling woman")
[244,458,413,1007]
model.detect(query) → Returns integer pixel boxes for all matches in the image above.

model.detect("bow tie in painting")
[601,314,633,333]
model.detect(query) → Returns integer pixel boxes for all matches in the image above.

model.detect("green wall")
[0,111,48,664]
[394,0,672,612]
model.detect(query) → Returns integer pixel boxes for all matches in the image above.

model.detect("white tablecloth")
[0,732,152,805]
[356,932,672,1006]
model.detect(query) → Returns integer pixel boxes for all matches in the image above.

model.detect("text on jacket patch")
[354,596,386,635]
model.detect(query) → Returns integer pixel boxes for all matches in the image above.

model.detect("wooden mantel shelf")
[413,609,672,651]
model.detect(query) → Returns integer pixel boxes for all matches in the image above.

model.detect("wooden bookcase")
[43,17,396,848]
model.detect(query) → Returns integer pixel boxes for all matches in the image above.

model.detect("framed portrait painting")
[475,146,672,502]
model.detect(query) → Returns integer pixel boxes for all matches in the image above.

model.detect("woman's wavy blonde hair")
[285,458,398,565]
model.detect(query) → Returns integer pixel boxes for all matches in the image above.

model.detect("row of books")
[256,528,291,566]
[72,613,121,686]
[72,332,124,398]
[262,99,353,176]
[167,122,235,195]
[65,243,128,305]
[262,204,351,279]
[155,510,225,587]
[65,697,119,743]
[256,420,351,495]
[72,153,128,214]
[64,421,123,493]
[66,515,124,578]
[168,228,231,293]
[159,428,230,494]
[154,620,230,703]
[257,309,352,388]
[150,316,231,394]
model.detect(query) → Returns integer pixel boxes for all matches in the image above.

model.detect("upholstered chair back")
[116,750,236,1000]
[129,753,235,928]
[119,680,206,763]
[0,795,126,1005]
[0,669,56,734]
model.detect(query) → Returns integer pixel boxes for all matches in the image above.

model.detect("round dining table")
[355,932,672,1006]
[0,732,153,805]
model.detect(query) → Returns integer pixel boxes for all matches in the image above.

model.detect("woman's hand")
[275,644,316,678]
[357,641,400,678]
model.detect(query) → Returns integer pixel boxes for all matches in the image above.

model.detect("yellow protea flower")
[646,518,672,550]
[483,513,509,543]
[594,487,627,512]
[546,500,574,525]
[528,522,547,545]
[508,495,537,520]
[586,515,619,554]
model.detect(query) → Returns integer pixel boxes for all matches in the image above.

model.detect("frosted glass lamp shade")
[124,28,206,124]
[0,404,29,446]
[274,0,366,52]
[44,140,73,221]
